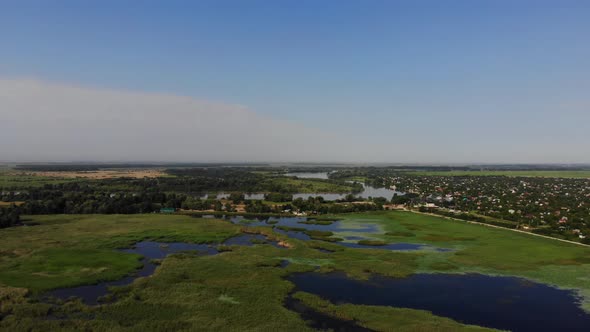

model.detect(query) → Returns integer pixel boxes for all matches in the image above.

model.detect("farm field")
[0,169,169,188]
[0,171,77,189]
[1,211,589,331]
[0,201,24,207]
[25,169,169,179]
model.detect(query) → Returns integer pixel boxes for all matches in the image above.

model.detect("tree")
[0,205,21,228]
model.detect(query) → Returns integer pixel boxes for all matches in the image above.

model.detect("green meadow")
[0,211,589,331]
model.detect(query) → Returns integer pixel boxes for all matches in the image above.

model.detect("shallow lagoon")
[227,215,447,252]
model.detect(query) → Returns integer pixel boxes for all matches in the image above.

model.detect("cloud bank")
[1,78,588,164]
[0,78,391,163]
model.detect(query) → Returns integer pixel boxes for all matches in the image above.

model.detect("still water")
[288,272,590,332]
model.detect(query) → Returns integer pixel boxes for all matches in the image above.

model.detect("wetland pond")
[46,234,281,305]
[222,215,447,252]
[226,215,590,331]
[288,272,590,332]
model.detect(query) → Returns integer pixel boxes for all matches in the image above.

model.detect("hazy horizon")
[3,159,590,168]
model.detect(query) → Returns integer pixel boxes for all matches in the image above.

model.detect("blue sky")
[1,1,589,163]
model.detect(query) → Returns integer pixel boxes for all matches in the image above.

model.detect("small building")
[160,208,176,214]
[383,204,406,210]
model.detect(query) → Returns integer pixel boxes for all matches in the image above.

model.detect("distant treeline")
[164,168,274,192]
[19,189,185,214]
[2,172,384,216]
[243,196,384,214]
[5,168,316,193]
[9,187,384,215]
[165,168,360,193]
[2,166,345,196]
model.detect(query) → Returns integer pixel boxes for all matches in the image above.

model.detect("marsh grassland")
[1,212,589,331]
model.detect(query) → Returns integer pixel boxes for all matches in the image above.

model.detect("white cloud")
[1,78,587,164]
[0,78,389,162]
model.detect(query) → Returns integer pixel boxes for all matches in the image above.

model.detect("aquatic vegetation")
[304,230,333,237]
[279,257,334,267]
[305,241,344,253]
[385,230,415,237]
[313,236,343,242]
[356,240,387,246]
[275,225,306,232]
[275,226,342,242]
[292,291,496,332]
[216,245,233,252]
[218,294,240,304]
[298,220,335,225]
[238,219,260,224]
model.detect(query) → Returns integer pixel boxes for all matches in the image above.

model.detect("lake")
[288,271,590,332]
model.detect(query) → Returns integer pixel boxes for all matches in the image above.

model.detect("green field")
[0,171,76,189]
[1,212,589,330]
[405,170,590,178]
